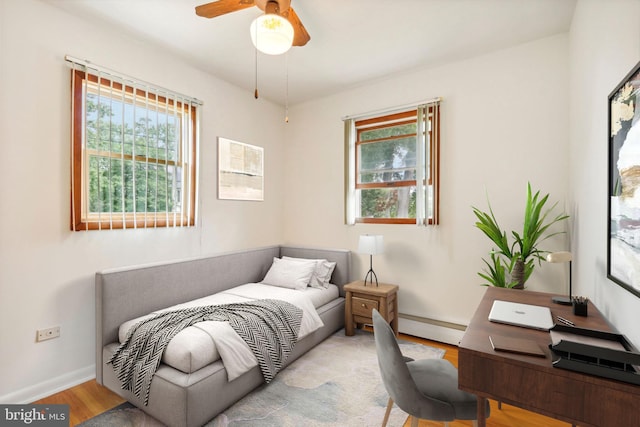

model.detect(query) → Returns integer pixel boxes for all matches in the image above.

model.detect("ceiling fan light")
[250,14,294,55]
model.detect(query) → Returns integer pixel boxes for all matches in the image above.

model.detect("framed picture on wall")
[607,59,640,298]
[218,137,264,201]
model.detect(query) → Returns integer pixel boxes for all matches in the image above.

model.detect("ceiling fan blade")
[195,0,255,18]
[283,7,310,46]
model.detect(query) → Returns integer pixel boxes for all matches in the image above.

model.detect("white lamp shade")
[358,235,384,255]
[250,14,294,55]
[546,251,572,263]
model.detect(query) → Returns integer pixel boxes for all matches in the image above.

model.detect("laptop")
[488,300,554,331]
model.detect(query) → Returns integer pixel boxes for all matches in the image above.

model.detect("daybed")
[95,245,351,427]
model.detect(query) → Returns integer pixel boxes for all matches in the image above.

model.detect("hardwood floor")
[33,334,571,426]
[32,380,125,426]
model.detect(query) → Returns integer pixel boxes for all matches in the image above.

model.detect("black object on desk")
[549,324,640,386]
[572,296,588,316]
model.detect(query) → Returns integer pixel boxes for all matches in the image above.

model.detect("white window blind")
[67,56,201,231]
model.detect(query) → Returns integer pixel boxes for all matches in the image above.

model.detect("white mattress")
[118,283,338,376]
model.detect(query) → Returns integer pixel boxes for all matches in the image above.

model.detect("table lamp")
[547,251,572,305]
[358,235,384,286]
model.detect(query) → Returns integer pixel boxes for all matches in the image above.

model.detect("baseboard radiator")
[398,313,467,346]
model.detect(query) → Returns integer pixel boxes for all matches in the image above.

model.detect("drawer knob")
[361,303,366,307]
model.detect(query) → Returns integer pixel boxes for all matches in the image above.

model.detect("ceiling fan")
[195,0,311,48]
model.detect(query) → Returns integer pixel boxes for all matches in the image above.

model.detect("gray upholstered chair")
[372,309,489,427]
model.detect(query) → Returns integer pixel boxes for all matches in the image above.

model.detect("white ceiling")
[43,0,577,106]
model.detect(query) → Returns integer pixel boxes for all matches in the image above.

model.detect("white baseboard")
[398,315,466,346]
[1,365,95,404]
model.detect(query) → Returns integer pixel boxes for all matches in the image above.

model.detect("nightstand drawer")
[352,296,379,317]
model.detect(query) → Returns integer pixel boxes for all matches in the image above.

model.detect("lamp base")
[363,269,379,287]
[552,296,572,305]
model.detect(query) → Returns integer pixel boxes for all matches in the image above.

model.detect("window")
[345,101,440,225]
[70,63,200,231]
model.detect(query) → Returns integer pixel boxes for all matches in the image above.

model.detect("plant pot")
[511,259,525,289]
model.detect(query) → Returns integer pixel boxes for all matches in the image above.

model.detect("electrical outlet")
[36,326,60,342]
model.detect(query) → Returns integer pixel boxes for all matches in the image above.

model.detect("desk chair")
[372,309,488,427]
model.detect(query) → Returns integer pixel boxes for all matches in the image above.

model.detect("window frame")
[71,70,198,231]
[355,111,419,224]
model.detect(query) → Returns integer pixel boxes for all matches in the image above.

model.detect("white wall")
[0,0,287,403]
[569,0,640,346]
[284,35,571,333]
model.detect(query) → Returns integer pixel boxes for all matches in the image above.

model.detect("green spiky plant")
[472,183,569,288]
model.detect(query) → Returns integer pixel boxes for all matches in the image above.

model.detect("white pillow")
[261,257,317,290]
[282,256,337,288]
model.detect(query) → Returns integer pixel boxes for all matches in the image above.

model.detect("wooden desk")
[458,287,640,427]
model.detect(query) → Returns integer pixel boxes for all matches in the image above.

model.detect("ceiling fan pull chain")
[285,52,289,123]
[254,36,259,99]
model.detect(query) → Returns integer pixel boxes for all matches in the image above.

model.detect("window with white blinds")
[68,58,200,231]
[344,100,440,225]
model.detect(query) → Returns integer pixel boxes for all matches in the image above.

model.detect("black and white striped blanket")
[108,299,303,405]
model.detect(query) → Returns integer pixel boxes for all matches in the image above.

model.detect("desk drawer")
[352,297,379,317]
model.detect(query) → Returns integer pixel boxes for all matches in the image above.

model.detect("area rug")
[80,328,445,427]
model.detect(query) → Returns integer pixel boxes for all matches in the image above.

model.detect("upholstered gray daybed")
[96,245,351,427]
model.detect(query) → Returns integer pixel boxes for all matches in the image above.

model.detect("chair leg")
[410,416,419,427]
[381,397,393,427]
[472,421,478,427]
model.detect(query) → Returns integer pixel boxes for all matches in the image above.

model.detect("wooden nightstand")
[344,280,399,337]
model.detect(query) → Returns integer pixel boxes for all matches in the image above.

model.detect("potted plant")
[472,183,569,288]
